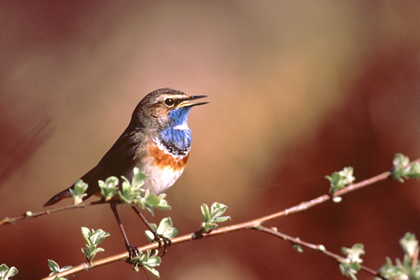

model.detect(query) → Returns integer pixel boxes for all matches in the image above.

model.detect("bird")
[43,87,208,257]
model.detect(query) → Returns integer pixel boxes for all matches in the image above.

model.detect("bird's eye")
[164,98,176,107]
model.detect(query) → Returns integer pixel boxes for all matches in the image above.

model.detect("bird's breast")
[148,143,189,170]
[131,142,189,194]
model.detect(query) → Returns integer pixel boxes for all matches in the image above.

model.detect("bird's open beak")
[178,95,208,108]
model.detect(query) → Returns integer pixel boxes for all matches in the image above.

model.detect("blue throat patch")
[159,107,193,155]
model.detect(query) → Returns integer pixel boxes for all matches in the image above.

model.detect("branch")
[0,201,103,226]
[255,225,386,280]
[42,158,420,279]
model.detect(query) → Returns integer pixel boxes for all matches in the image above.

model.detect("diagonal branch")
[41,158,420,280]
[3,158,417,227]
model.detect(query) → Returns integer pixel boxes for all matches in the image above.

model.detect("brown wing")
[43,127,143,206]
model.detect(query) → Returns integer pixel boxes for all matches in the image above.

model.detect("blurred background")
[0,1,419,279]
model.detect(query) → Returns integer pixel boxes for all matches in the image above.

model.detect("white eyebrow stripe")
[173,124,189,130]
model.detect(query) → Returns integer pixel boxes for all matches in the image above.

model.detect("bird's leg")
[110,203,139,259]
[130,205,172,256]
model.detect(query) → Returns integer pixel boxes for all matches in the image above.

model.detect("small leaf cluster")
[199,202,231,233]
[69,167,171,215]
[132,190,171,216]
[98,176,119,201]
[0,264,18,280]
[81,227,110,262]
[129,250,162,278]
[377,233,420,280]
[392,153,420,183]
[118,168,171,215]
[326,167,355,194]
[117,168,147,202]
[69,180,88,205]
[47,259,72,280]
[145,217,178,243]
[339,243,365,280]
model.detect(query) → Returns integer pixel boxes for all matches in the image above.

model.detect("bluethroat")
[44,88,208,257]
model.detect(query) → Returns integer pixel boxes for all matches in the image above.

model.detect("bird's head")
[131,88,208,131]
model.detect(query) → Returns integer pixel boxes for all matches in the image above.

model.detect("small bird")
[44,88,207,256]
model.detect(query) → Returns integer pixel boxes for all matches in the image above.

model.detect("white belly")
[142,161,185,194]
[122,154,185,194]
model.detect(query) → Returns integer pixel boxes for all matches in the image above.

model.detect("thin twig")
[255,225,386,280]
[251,169,393,225]
[0,201,103,226]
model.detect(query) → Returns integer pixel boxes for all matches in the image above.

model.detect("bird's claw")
[151,232,172,257]
[126,245,141,261]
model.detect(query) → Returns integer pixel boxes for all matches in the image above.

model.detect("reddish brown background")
[0,1,419,279]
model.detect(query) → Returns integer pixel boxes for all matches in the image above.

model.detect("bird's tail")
[43,188,72,207]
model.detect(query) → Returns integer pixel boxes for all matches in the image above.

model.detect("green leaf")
[47,259,72,279]
[132,167,147,186]
[81,227,90,241]
[201,204,211,221]
[128,250,162,278]
[80,227,110,261]
[69,180,88,204]
[134,192,171,215]
[0,264,18,280]
[339,244,365,279]
[392,154,420,182]
[98,176,119,201]
[210,202,228,217]
[145,217,178,243]
[326,167,355,194]
[378,233,420,279]
[400,232,418,259]
[341,243,365,263]
[118,176,144,202]
[47,260,60,274]
[199,202,231,233]
[114,169,170,215]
